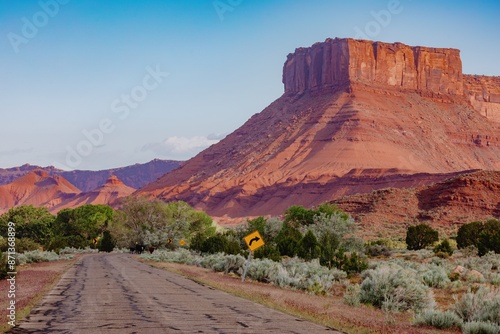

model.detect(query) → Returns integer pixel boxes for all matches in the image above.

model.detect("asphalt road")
[8,253,341,334]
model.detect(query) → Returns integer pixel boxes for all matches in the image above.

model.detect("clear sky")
[1,0,499,170]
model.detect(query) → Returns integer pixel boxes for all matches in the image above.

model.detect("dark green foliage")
[457,221,484,249]
[246,216,267,236]
[47,235,87,252]
[332,249,368,276]
[254,244,281,262]
[319,232,340,268]
[478,219,500,256]
[98,231,115,252]
[276,223,303,257]
[201,234,228,254]
[299,230,321,260]
[406,224,439,250]
[0,251,7,280]
[284,205,316,226]
[0,205,55,246]
[284,203,345,227]
[0,238,41,253]
[456,219,500,256]
[434,239,453,256]
[53,204,114,249]
[199,233,241,255]
[189,232,206,252]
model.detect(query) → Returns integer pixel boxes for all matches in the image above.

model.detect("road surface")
[8,253,342,333]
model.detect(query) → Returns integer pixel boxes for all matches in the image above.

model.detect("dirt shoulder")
[0,257,78,333]
[142,259,460,334]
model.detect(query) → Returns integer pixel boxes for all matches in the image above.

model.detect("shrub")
[434,239,453,256]
[414,309,463,329]
[453,287,500,324]
[359,264,434,312]
[332,250,368,276]
[462,321,500,334]
[0,237,42,253]
[0,251,7,280]
[365,242,392,257]
[478,219,500,256]
[200,234,230,254]
[406,224,438,250]
[343,284,361,307]
[254,244,281,262]
[419,264,451,288]
[457,221,484,249]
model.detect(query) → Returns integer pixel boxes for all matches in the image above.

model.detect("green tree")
[0,205,55,246]
[275,223,303,257]
[299,230,321,260]
[284,205,315,226]
[98,230,116,252]
[478,219,500,256]
[406,224,439,250]
[52,204,114,249]
[457,221,484,249]
[201,234,229,254]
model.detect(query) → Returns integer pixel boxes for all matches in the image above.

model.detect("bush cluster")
[415,286,500,332]
[457,219,500,256]
[358,263,434,312]
[142,249,347,295]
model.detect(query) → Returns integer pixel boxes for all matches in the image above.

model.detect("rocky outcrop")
[464,75,500,122]
[283,38,464,95]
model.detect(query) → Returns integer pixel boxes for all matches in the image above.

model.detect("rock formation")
[136,38,500,219]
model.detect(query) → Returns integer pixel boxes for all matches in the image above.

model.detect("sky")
[0,0,499,171]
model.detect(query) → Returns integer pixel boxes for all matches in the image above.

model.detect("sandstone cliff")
[283,38,500,122]
[283,38,464,95]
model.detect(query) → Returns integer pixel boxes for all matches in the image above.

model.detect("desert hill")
[50,175,135,211]
[136,38,500,219]
[0,159,182,191]
[0,171,136,214]
[0,170,80,211]
[333,170,500,237]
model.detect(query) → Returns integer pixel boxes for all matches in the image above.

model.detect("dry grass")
[0,257,78,333]
[143,259,461,334]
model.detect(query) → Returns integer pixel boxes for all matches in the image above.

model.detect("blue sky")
[0,0,499,170]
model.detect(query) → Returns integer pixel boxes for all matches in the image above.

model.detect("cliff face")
[464,75,500,122]
[283,38,464,95]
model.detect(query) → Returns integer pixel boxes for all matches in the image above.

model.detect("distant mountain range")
[0,159,182,191]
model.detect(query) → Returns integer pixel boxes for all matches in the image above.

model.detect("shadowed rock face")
[136,38,500,218]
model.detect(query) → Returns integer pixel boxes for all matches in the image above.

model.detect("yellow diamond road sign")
[244,230,265,251]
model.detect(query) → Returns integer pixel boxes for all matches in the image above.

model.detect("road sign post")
[242,231,265,282]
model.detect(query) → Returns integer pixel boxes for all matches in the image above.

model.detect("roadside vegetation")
[1,199,499,333]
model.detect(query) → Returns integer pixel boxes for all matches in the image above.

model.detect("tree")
[113,197,214,248]
[98,230,116,252]
[406,224,438,250]
[275,223,303,257]
[478,219,500,256]
[0,205,55,246]
[284,205,315,226]
[299,230,321,260]
[51,204,114,249]
[200,234,229,254]
[457,221,484,249]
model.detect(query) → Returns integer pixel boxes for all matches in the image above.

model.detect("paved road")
[9,253,341,333]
